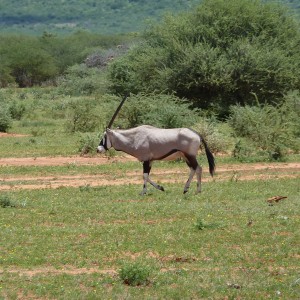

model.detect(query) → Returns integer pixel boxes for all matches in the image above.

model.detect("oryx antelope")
[97,96,215,195]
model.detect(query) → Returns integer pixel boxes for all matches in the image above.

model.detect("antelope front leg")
[141,161,164,195]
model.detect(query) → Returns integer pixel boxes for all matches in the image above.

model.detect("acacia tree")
[109,0,300,115]
[0,36,58,87]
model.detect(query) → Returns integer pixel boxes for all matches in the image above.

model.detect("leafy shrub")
[9,101,26,120]
[115,93,199,129]
[192,118,233,153]
[78,133,99,155]
[228,92,300,160]
[119,262,151,286]
[57,64,107,96]
[0,106,12,132]
[0,195,14,208]
[65,99,100,133]
[232,139,258,162]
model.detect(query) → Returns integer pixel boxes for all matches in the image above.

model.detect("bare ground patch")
[0,133,30,138]
[0,160,299,190]
[0,155,135,166]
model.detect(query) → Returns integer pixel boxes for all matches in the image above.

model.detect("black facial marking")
[99,133,108,150]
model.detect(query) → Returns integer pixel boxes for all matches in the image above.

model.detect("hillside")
[0,0,298,36]
[0,0,201,35]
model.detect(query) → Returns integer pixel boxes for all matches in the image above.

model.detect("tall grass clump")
[228,91,300,160]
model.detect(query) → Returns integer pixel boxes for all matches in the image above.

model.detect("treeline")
[0,0,201,35]
[1,0,298,36]
[0,31,129,87]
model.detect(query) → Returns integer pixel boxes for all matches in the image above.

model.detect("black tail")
[202,138,215,177]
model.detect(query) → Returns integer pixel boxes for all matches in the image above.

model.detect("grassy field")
[0,88,299,299]
[0,167,299,299]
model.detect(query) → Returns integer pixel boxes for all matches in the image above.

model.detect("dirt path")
[0,156,299,190]
[0,155,136,166]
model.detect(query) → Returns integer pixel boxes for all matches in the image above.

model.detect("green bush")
[78,133,99,155]
[0,195,14,208]
[228,91,300,160]
[119,262,151,286]
[0,106,12,132]
[9,101,26,120]
[192,118,232,153]
[65,99,100,133]
[0,36,58,87]
[57,64,107,96]
[114,93,199,129]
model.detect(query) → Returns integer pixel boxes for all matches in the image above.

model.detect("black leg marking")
[183,154,201,194]
[141,161,164,194]
[143,161,151,174]
[184,154,198,170]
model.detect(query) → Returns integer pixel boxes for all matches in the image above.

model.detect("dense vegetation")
[0,0,299,161]
[109,0,300,114]
[0,32,129,87]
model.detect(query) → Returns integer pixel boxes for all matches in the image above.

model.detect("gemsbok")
[97,96,215,195]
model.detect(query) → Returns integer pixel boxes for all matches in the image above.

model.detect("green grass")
[0,178,299,299]
[0,87,300,298]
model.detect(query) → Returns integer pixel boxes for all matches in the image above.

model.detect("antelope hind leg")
[196,165,202,193]
[183,154,200,194]
[183,168,196,194]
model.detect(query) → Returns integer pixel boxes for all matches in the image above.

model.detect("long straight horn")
[107,94,128,129]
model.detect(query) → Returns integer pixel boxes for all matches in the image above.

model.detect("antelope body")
[97,125,215,195]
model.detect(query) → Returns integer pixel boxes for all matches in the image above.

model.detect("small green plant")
[195,217,205,230]
[0,195,14,208]
[119,262,151,286]
[65,99,99,133]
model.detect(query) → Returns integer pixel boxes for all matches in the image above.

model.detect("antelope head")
[97,95,128,153]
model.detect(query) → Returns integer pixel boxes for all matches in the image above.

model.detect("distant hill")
[0,0,298,36]
[0,0,201,35]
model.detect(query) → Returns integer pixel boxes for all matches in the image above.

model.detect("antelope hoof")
[140,190,147,196]
[158,185,165,192]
